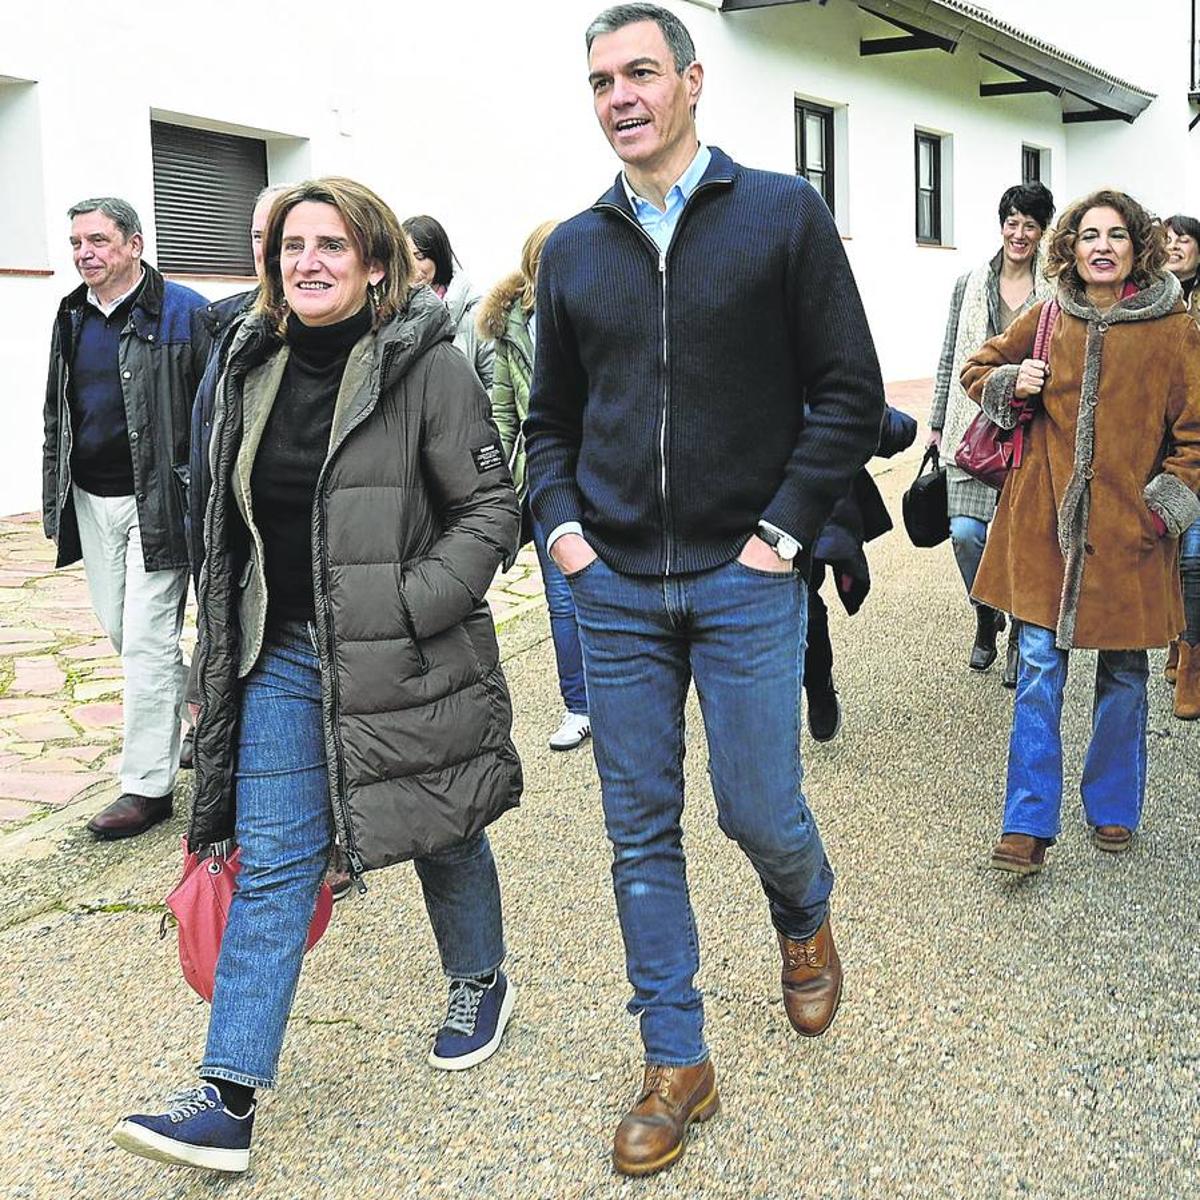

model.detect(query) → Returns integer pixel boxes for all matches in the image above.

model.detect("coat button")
[122,370,132,379]
[1096,321,1108,333]
[129,431,139,442]
[137,492,146,502]
[1085,543,1095,555]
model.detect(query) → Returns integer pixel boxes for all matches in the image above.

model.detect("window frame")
[1022,144,1041,184]
[150,119,268,277]
[914,131,942,245]
[795,99,835,217]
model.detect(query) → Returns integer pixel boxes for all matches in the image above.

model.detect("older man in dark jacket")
[43,197,207,839]
[525,5,885,1175]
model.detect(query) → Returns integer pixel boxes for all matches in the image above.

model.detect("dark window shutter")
[150,121,267,275]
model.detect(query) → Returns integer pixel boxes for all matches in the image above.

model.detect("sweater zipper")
[595,178,730,577]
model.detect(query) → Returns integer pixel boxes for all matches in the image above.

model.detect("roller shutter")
[150,121,267,275]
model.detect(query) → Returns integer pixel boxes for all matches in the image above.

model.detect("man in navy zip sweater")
[525,4,885,1176]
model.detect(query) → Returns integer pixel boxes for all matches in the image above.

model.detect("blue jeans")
[1003,623,1149,839]
[568,556,833,1067]
[532,520,588,714]
[201,623,505,1089]
[949,514,988,601]
[1180,518,1200,643]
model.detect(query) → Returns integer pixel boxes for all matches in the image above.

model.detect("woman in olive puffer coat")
[111,178,522,1176]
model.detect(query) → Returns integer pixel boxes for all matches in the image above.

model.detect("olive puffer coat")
[477,271,532,504]
[188,287,523,870]
[963,272,1200,650]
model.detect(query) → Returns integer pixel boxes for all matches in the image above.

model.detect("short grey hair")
[255,183,289,207]
[585,3,697,73]
[67,197,142,239]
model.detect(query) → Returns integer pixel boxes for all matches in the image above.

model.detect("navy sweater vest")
[70,297,137,496]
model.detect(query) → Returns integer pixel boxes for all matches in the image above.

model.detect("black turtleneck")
[252,306,372,625]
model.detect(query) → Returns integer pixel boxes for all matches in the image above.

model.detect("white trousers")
[73,486,187,797]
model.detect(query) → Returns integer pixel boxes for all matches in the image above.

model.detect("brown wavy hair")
[1044,188,1167,288]
[255,177,411,335]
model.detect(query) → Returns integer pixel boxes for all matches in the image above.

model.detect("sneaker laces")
[164,1086,218,1124]
[442,978,487,1036]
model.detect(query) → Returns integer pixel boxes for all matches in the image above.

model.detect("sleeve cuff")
[546,521,583,552]
[1144,472,1200,538]
[979,365,1021,429]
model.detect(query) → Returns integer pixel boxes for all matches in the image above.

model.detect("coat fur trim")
[1052,271,1183,649]
[979,364,1021,429]
[1145,471,1200,537]
[477,271,524,341]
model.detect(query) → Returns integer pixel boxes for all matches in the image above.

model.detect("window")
[1022,145,1041,183]
[915,132,942,244]
[150,120,268,275]
[795,101,835,216]
[0,76,48,268]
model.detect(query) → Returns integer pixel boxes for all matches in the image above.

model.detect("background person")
[478,219,591,751]
[804,404,916,741]
[112,178,522,1174]
[1162,212,1200,717]
[43,197,207,839]
[402,214,494,391]
[929,183,1055,684]
[962,189,1200,876]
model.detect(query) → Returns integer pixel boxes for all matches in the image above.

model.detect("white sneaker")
[548,712,591,751]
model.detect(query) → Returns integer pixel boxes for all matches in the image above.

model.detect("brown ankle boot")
[1174,641,1200,720]
[612,1060,719,1177]
[778,916,843,1036]
[1166,639,1180,685]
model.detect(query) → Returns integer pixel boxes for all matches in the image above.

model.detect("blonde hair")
[254,176,412,335]
[519,220,560,312]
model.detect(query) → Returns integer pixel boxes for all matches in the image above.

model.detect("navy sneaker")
[112,1084,254,1172]
[428,970,516,1071]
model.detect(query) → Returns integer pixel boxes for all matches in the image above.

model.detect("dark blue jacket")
[187,289,257,583]
[43,265,207,570]
[525,146,886,577]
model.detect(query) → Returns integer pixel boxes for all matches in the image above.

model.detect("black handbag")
[902,445,950,548]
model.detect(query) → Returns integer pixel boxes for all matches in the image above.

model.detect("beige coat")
[962,272,1200,650]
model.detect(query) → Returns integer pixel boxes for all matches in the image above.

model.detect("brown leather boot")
[1173,641,1200,720]
[1165,639,1180,685]
[87,792,173,840]
[612,1060,719,1177]
[778,916,843,1037]
[989,832,1049,875]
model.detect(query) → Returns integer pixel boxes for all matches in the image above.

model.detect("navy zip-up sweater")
[525,146,886,577]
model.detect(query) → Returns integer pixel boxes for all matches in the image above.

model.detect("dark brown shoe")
[778,916,843,1037]
[87,792,173,840]
[989,832,1049,875]
[178,728,195,771]
[612,1060,719,1177]
[1092,824,1133,853]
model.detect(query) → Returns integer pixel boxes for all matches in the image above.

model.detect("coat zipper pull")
[346,848,369,895]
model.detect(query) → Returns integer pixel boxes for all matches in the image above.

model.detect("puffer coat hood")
[188,286,522,869]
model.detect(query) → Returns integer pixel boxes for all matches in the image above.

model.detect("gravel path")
[2,444,1197,1199]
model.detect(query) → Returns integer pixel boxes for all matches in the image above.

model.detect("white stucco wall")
[0,0,1188,516]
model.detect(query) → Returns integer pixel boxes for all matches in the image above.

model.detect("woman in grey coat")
[403,213,495,391]
[928,182,1054,682]
[112,178,522,1175]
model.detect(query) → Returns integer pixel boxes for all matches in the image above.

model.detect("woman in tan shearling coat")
[962,189,1200,876]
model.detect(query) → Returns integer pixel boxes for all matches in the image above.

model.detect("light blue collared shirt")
[621,144,712,255]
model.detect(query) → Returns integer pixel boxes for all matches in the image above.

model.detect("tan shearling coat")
[962,272,1200,650]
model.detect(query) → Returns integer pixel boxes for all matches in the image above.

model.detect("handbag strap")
[1031,298,1059,364]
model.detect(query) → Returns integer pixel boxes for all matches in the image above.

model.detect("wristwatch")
[757,524,800,563]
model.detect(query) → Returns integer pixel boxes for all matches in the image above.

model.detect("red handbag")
[163,838,334,1003]
[955,298,1058,490]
